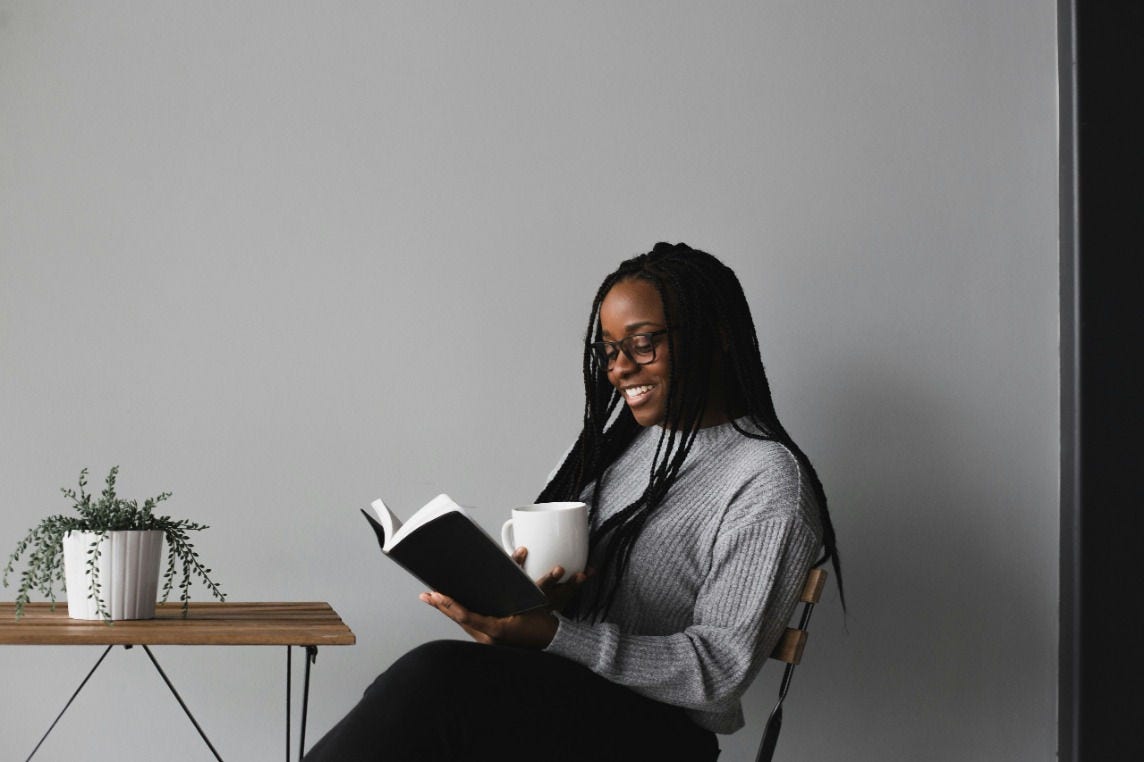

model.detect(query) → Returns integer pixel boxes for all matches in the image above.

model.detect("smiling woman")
[304,242,843,762]
[595,279,674,427]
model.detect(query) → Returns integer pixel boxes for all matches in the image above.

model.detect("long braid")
[539,242,844,618]
[715,269,847,610]
[678,245,846,607]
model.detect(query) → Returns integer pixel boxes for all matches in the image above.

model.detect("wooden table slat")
[0,602,356,646]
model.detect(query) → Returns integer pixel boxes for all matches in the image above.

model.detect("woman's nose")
[611,348,637,376]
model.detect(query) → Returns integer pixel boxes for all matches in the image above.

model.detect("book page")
[390,494,465,548]
[368,499,402,552]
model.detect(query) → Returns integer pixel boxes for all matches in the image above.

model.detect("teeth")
[624,385,654,399]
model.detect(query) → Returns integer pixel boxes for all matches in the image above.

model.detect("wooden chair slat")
[770,627,807,665]
[801,567,827,604]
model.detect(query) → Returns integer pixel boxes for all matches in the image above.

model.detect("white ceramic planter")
[63,530,163,620]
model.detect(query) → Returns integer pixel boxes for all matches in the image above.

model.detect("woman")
[305,242,842,761]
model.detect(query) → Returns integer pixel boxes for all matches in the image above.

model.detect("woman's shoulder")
[698,423,820,533]
[723,438,804,502]
[692,418,801,480]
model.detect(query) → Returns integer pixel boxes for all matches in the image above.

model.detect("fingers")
[420,591,501,642]
[420,591,464,620]
[535,566,594,613]
[538,566,595,591]
[537,566,566,589]
[560,566,593,586]
[511,547,528,565]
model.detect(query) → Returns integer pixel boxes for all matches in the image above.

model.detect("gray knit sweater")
[543,418,823,734]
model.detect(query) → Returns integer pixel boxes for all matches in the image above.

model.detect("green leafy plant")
[3,466,225,621]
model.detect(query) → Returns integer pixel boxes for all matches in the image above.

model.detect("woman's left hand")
[420,561,585,648]
[419,589,558,649]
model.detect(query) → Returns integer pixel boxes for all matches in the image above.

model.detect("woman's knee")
[364,640,479,702]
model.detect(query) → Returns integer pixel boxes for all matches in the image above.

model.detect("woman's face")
[597,278,671,427]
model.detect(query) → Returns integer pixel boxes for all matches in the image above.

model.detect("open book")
[361,494,548,617]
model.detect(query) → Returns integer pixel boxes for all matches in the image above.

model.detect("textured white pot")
[63,530,163,620]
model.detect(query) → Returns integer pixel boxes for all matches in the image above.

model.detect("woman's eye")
[631,339,653,354]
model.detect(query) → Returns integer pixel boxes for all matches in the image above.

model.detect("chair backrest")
[755,567,827,762]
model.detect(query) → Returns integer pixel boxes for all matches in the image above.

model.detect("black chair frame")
[754,568,826,762]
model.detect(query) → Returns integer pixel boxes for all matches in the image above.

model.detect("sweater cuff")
[543,612,598,664]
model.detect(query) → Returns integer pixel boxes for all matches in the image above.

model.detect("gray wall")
[0,3,1059,760]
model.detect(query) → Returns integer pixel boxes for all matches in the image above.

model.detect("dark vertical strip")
[1057,2,1079,761]
[1073,1,1144,759]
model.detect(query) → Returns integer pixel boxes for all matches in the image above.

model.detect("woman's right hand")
[510,546,594,613]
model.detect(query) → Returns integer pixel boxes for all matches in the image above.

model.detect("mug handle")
[500,519,515,555]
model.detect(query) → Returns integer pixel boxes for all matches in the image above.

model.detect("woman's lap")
[303,640,719,762]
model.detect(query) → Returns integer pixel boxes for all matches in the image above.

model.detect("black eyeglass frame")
[588,329,670,369]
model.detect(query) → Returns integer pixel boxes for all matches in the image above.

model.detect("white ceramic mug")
[501,502,589,583]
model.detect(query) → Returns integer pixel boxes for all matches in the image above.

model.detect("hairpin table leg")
[142,645,225,761]
[24,645,114,761]
[299,646,317,760]
[287,645,319,761]
[286,646,293,762]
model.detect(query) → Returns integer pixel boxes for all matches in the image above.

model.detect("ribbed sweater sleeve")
[542,421,823,733]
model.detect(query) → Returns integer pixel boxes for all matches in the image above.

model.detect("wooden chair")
[755,567,828,762]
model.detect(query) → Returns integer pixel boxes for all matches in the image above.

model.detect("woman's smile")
[622,383,657,405]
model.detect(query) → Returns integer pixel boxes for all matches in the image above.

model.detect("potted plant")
[3,466,225,622]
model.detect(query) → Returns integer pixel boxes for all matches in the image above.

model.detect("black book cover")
[361,509,548,617]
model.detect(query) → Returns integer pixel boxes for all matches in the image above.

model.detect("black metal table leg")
[25,645,114,761]
[300,646,317,760]
[286,646,293,762]
[287,644,318,762]
[27,639,324,762]
[142,645,225,761]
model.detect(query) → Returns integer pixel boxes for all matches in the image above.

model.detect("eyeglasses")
[589,330,669,369]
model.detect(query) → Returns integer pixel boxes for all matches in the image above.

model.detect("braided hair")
[536,242,844,619]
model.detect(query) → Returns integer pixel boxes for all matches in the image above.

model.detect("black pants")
[303,640,720,762]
